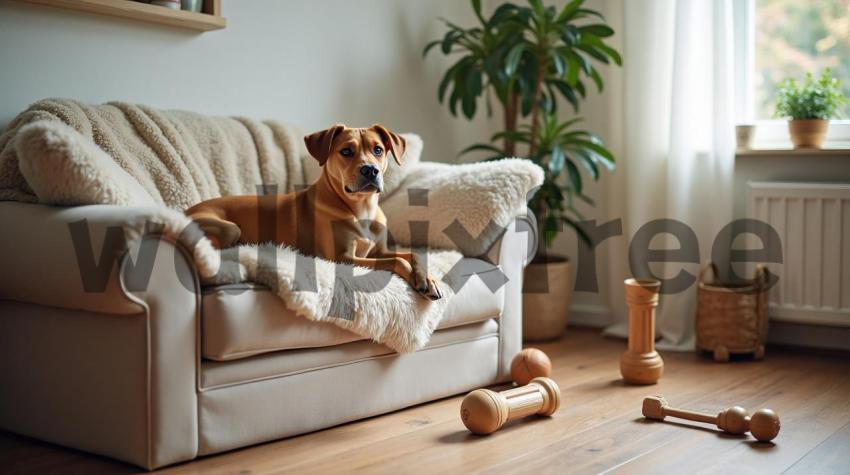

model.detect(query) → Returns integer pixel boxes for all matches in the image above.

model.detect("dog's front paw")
[423,276,443,301]
[412,272,443,301]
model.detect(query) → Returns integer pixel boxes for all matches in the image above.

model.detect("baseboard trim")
[565,303,850,352]
[767,320,850,352]
[568,303,610,329]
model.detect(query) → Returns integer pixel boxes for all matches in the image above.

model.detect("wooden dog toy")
[510,348,552,386]
[620,278,664,384]
[460,377,561,434]
[642,396,781,442]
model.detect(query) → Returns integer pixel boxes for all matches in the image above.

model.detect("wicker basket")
[695,262,770,362]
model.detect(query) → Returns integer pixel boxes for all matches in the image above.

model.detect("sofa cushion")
[201,257,505,361]
[201,319,498,389]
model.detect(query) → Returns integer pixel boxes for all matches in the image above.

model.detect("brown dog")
[184,124,442,300]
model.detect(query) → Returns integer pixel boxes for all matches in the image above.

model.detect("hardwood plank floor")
[1,328,849,474]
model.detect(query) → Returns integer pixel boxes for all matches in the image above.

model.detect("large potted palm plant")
[425,0,620,340]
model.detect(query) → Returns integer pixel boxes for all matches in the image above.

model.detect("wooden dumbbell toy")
[642,396,781,442]
[510,348,552,386]
[460,377,561,434]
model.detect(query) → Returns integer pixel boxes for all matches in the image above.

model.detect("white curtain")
[603,0,737,350]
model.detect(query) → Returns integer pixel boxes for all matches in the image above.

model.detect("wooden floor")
[2,328,850,474]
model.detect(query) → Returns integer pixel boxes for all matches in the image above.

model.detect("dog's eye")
[373,145,383,156]
[340,147,353,157]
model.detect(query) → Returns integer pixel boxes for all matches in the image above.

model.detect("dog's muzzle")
[348,164,383,193]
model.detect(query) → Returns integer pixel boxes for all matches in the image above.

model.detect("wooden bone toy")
[460,377,561,434]
[642,396,781,442]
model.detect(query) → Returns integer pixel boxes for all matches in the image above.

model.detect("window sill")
[736,120,850,152]
[736,147,850,158]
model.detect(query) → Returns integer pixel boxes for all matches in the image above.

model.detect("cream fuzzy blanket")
[0,98,315,206]
[1,99,543,352]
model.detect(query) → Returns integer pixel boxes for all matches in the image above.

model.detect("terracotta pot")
[522,256,573,341]
[788,119,829,149]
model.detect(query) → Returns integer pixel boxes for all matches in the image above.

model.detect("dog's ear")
[304,124,345,166]
[370,124,406,166]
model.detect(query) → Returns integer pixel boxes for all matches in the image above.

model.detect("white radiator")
[748,182,850,327]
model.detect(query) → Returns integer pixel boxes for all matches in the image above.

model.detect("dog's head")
[304,124,406,196]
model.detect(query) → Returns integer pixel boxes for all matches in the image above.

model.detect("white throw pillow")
[15,120,156,207]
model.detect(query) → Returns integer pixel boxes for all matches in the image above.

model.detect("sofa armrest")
[480,206,538,267]
[0,202,201,468]
[482,207,538,381]
[0,202,182,314]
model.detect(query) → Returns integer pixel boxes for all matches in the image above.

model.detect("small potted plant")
[775,69,847,149]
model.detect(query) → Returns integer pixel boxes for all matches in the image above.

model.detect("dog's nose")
[360,164,380,179]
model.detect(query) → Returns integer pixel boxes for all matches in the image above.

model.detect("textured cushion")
[201,257,505,360]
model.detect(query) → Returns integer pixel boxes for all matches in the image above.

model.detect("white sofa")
[0,185,535,469]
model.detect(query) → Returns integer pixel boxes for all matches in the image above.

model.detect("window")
[754,0,850,119]
[734,0,850,147]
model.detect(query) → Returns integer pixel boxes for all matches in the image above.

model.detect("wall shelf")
[15,0,226,32]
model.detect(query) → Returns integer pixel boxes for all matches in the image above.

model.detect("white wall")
[0,0,498,162]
